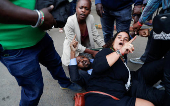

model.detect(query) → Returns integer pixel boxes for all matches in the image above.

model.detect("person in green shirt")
[0,0,82,106]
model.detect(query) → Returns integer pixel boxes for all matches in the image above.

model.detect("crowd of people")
[0,0,170,106]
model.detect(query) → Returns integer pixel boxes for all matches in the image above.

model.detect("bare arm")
[0,0,37,25]
[0,0,55,30]
[84,49,98,58]
[106,52,120,67]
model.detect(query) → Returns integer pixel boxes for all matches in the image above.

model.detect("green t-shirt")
[0,0,45,50]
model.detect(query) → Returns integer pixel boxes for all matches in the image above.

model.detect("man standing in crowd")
[133,0,170,105]
[0,0,81,106]
[95,0,143,43]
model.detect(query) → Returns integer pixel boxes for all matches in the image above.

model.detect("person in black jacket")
[84,31,166,106]
[68,35,93,90]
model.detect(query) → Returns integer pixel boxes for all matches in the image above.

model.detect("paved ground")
[0,1,151,106]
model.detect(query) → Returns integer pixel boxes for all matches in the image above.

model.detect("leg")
[145,35,170,63]
[135,98,154,106]
[138,58,164,86]
[101,7,115,43]
[140,30,153,62]
[115,6,132,33]
[130,75,165,106]
[0,46,43,106]
[38,34,71,88]
[163,50,170,106]
[129,59,166,106]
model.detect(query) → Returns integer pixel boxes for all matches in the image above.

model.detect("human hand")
[120,36,136,55]
[138,29,149,37]
[96,3,104,17]
[133,5,143,15]
[70,35,78,52]
[39,5,56,30]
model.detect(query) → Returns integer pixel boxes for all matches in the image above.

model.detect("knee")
[34,79,44,96]
[135,98,154,106]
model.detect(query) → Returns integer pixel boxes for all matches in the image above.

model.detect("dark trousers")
[0,33,71,106]
[129,58,165,106]
[101,6,132,43]
[144,36,170,106]
[69,0,77,15]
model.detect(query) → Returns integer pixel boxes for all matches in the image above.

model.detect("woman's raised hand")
[70,35,78,52]
[120,36,136,55]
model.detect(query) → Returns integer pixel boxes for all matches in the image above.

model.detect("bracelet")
[39,11,44,26]
[141,7,144,13]
[137,21,143,26]
[116,50,122,57]
[31,10,41,28]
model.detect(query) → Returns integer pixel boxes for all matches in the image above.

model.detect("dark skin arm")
[84,49,98,58]
[0,0,56,30]
[95,3,103,17]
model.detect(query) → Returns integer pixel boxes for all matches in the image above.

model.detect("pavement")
[0,1,151,106]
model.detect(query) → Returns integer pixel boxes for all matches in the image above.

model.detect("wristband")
[31,10,41,28]
[137,21,143,26]
[39,11,44,26]
[141,7,144,13]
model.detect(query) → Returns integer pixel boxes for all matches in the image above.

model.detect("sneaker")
[59,28,64,33]
[130,57,144,64]
[60,83,83,92]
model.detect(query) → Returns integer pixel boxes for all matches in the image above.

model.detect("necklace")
[110,47,131,91]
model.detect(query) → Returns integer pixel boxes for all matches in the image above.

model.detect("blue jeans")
[0,33,71,106]
[69,0,77,15]
[101,6,132,43]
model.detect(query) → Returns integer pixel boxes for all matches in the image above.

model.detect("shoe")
[60,83,83,92]
[130,57,144,64]
[59,28,64,33]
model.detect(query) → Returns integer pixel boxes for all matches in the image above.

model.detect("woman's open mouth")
[119,42,123,46]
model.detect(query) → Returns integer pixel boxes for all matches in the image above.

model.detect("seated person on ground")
[62,0,105,66]
[85,31,165,106]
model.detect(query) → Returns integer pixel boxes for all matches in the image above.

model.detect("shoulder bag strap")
[83,91,120,100]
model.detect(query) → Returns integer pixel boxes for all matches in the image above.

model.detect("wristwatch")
[116,50,122,57]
